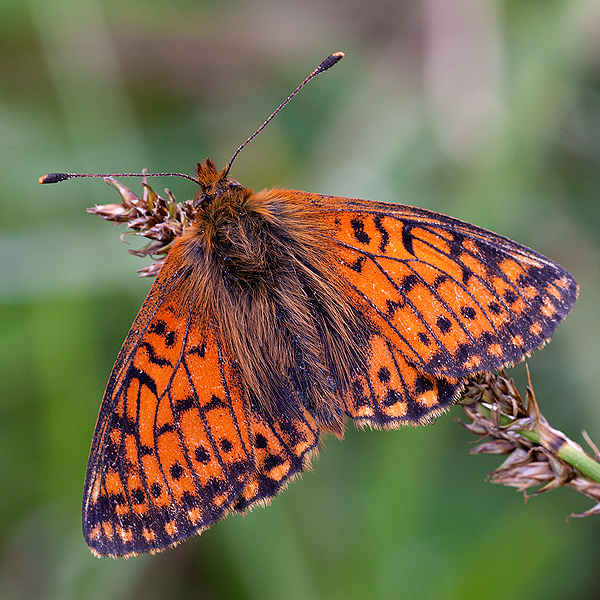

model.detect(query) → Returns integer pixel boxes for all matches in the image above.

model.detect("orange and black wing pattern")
[82,263,253,557]
[318,195,577,377]
[293,191,576,425]
[345,330,462,428]
[233,405,319,512]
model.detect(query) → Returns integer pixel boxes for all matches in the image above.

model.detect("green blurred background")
[1,0,600,598]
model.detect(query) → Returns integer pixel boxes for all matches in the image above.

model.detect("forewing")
[293,192,578,379]
[83,265,253,557]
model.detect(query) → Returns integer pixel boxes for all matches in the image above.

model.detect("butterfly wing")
[347,331,462,427]
[308,193,577,378]
[233,401,320,512]
[287,191,577,425]
[83,262,254,557]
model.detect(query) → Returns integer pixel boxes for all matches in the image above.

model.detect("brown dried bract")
[87,173,196,276]
[459,371,600,517]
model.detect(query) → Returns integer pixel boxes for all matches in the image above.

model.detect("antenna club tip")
[319,52,345,72]
[39,173,70,184]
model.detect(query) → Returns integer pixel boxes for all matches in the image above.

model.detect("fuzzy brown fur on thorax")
[165,159,369,434]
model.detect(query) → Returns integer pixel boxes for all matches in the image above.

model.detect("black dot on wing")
[456,343,474,364]
[418,332,431,346]
[433,274,449,288]
[188,344,206,357]
[386,299,403,318]
[460,306,477,320]
[414,375,434,395]
[157,423,175,436]
[132,488,145,504]
[383,388,402,407]
[405,398,429,421]
[402,274,419,293]
[254,434,268,450]
[195,446,211,463]
[170,463,184,480]
[181,491,196,509]
[488,302,502,315]
[229,460,248,480]
[479,331,494,346]
[377,366,391,383]
[351,218,371,245]
[263,454,285,471]
[349,256,365,273]
[374,215,390,252]
[219,438,233,452]
[203,394,227,412]
[149,320,166,336]
[165,330,177,347]
[437,316,453,334]
[176,395,195,413]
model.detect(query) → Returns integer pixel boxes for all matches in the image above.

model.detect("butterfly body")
[82,158,578,557]
[169,159,370,434]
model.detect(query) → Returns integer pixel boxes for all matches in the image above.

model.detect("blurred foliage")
[1,0,600,598]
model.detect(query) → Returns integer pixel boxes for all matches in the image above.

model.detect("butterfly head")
[193,158,243,207]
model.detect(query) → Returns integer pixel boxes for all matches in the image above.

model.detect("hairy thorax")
[163,161,369,435]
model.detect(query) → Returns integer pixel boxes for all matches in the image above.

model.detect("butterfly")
[40,53,578,557]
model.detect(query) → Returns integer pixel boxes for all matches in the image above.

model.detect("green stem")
[474,404,600,485]
[555,442,600,484]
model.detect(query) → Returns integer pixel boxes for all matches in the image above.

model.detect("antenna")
[38,52,345,185]
[223,51,344,177]
[39,171,198,184]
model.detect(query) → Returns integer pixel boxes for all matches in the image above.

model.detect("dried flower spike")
[87,177,195,277]
[459,370,600,518]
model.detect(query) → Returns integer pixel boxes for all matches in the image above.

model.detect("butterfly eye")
[193,190,207,205]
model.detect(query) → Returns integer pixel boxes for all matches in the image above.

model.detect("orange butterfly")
[40,53,577,557]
